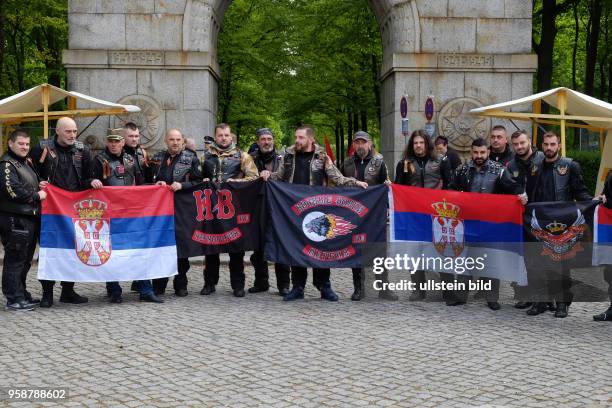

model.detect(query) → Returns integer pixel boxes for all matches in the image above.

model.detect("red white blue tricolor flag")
[389,185,527,285]
[593,204,612,265]
[38,185,177,282]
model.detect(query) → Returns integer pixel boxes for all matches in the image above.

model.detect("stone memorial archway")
[64,0,537,171]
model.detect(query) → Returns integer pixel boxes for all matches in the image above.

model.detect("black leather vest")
[550,157,574,202]
[96,151,136,186]
[507,150,545,191]
[401,156,443,189]
[281,151,326,186]
[456,160,503,194]
[251,150,282,173]
[202,149,243,182]
[134,146,147,172]
[0,153,40,216]
[342,153,384,186]
[38,139,85,184]
[151,149,197,183]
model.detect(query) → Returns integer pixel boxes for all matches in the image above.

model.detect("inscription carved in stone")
[438,54,494,69]
[437,97,491,153]
[109,51,164,66]
[111,95,164,149]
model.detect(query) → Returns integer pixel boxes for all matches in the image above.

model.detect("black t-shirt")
[156,152,179,184]
[534,161,556,202]
[53,143,81,191]
[293,151,314,185]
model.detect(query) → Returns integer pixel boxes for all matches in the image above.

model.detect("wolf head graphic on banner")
[73,198,111,266]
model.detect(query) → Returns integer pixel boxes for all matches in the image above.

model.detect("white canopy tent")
[0,83,140,140]
[470,87,612,194]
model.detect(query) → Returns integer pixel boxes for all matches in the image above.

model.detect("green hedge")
[567,150,601,195]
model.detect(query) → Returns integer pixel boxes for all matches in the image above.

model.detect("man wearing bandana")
[248,128,291,296]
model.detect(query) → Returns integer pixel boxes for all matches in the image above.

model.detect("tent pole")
[42,84,50,139]
[532,100,541,145]
[558,90,567,156]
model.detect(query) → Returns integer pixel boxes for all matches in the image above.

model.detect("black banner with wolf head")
[264,181,388,268]
[174,180,264,257]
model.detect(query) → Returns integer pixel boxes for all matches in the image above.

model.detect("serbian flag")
[593,204,612,265]
[38,185,177,282]
[390,185,527,284]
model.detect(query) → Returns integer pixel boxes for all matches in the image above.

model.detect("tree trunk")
[536,0,557,96]
[371,54,381,130]
[347,110,353,151]
[339,122,345,164]
[584,0,602,96]
[360,111,367,132]
[571,1,580,149]
[220,64,233,123]
[572,1,579,90]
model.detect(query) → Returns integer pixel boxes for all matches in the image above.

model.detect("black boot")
[351,270,363,301]
[526,302,547,316]
[554,302,568,318]
[59,287,88,304]
[514,301,533,309]
[593,303,612,321]
[40,290,53,308]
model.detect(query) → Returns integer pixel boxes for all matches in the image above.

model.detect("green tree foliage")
[217,0,382,157]
[0,0,67,99]
[532,1,610,148]
[0,0,608,155]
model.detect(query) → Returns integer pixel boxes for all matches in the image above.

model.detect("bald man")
[149,129,202,297]
[31,116,102,308]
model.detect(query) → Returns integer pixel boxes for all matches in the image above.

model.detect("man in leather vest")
[123,122,152,184]
[149,128,202,297]
[594,170,612,321]
[247,128,291,296]
[517,131,592,318]
[394,130,454,303]
[200,123,259,298]
[263,126,368,302]
[451,138,525,310]
[0,129,47,311]
[506,130,544,310]
[122,122,154,293]
[340,131,397,301]
[92,134,162,304]
[30,116,100,308]
[434,135,462,171]
[489,125,514,167]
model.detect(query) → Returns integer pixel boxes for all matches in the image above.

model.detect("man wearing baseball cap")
[340,131,397,301]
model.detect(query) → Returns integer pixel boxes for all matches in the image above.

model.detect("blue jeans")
[106,280,153,296]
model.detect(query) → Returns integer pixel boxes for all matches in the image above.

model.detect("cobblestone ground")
[0,259,611,407]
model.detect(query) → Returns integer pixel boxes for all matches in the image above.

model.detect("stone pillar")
[377,0,537,175]
[63,0,222,152]
[64,0,537,159]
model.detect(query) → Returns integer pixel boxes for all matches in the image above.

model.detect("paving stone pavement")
[0,259,611,407]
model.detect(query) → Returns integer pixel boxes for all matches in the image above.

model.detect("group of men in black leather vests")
[1,117,611,321]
